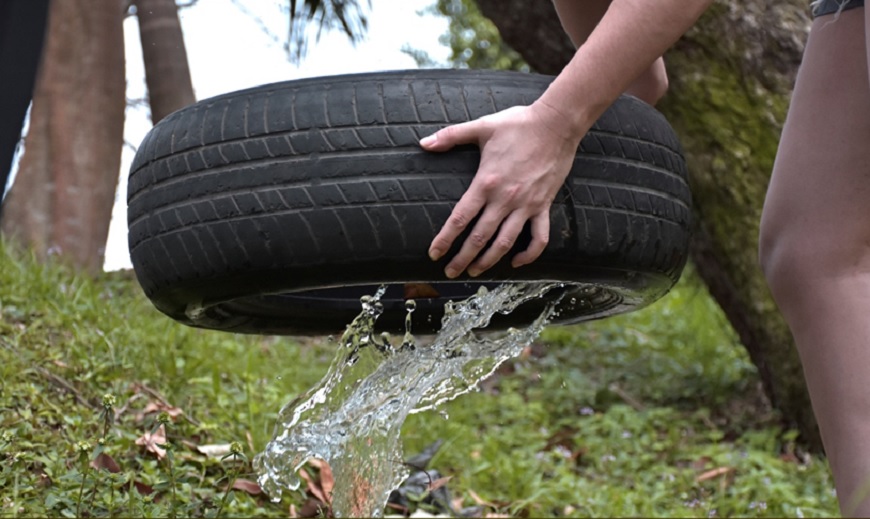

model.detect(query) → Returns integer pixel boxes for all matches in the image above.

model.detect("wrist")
[531,95,596,145]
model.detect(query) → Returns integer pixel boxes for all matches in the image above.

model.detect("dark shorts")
[812,0,864,17]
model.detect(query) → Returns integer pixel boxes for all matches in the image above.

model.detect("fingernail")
[429,248,443,261]
[445,267,458,279]
[467,268,480,278]
[420,134,437,147]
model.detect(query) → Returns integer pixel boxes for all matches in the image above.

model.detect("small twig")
[133,383,201,426]
[228,0,284,49]
[114,393,146,419]
[33,367,96,410]
[608,383,645,412]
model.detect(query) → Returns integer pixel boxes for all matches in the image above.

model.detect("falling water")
[254,282,563,517]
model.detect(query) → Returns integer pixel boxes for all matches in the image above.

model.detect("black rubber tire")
[127,69,691,336]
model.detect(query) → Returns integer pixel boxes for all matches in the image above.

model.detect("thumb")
[420,119,486,152]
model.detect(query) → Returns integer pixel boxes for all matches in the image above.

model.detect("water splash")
[254,282,562,517]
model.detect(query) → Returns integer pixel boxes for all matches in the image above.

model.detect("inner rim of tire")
[197,281,626,334]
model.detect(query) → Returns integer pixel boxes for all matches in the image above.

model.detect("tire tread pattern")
[126,70,691,333]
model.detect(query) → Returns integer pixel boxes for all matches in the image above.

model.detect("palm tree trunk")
[1,0,126,274]
[134,0,195,123]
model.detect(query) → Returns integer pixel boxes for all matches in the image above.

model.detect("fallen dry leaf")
[299,467,329,505]
[196,443,233,458]
[135,424,167,460]
[691,456,713,471]
[468,489,497,508]
[230,479,262,496]
[135,401,184,423]
[427,475,452,492]
[696,466,735,483]
[132,480,154,496]
[91,452,120,473]
[308,458,335,500]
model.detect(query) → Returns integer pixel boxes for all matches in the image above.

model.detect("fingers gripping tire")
[127,70,691,336]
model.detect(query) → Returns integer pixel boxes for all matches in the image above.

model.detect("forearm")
[539,0,713,137]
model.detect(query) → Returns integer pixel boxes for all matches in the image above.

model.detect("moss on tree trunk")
[659,2,818,449]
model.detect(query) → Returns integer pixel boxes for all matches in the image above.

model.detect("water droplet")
[404,299,416,312]
[569,297,577,305]
[439,410,449,420]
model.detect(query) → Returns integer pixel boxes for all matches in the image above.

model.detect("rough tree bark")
[474,0,820,450]
[134,0,196,123]
[1,0,126,274]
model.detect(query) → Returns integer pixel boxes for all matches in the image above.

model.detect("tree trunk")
[134,0,195,123]
[1,0,126,274]
[474,0,821,450]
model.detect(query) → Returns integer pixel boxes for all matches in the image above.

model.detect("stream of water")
[253,282,563,517]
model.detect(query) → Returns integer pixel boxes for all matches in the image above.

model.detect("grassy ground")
[0,242,839,517]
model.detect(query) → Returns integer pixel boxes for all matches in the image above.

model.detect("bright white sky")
[105,0,450,270]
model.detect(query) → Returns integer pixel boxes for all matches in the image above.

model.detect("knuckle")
[504,185,522,201]
[469,231,489,247]
[479,175,500,192]
[494,237,515,252]
[448,213,469,229]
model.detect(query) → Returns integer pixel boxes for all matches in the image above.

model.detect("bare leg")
[759,8,870,515]
[552,0,668,105]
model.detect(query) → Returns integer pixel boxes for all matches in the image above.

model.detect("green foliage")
[406,0,529,71]
[286,0,370,63]
[0,241,837,517]
[0,241,330,517]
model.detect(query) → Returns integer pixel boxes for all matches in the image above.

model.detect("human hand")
[420,101,585,279]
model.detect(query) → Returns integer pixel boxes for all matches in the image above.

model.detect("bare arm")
[541,0,712,136]
[423,0,712,279]
[551,0,611,47]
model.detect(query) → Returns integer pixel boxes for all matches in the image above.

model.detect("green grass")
[0,241,839,517]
